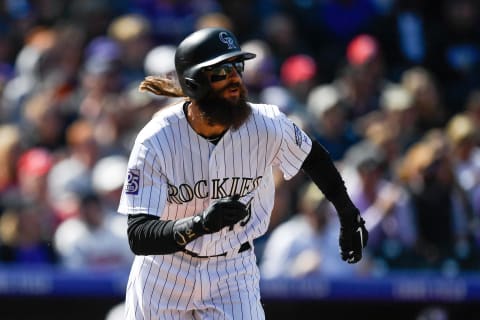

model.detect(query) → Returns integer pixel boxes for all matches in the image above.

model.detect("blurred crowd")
[1,0,480,280]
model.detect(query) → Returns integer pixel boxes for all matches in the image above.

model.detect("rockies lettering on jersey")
[167,176,263,204]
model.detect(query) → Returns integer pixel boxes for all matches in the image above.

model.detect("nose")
[227,66,241,80]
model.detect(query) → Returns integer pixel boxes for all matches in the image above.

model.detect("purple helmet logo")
[218,31,236,49]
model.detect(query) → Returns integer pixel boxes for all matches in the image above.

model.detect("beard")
[196,82,251,130]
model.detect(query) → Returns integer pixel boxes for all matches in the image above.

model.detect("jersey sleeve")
[273,113,312,180]
[117,141,168,217]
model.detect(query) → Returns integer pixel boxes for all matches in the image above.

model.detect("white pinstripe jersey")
[118,101,312,256]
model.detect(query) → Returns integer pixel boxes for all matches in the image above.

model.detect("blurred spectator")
[0,125,21,196]
[143,45,176,77]
[71,36,124,122]
[0,61,14,118]
[258,85,297,116]
[335,34,390,121]
[53,191,132,269]
[464,89,480,132]
[445,115,480,259]
[2,27,57,121]
[465,94,480,245]
[306,84,361,160]
[380,83,420,151]
[92,155,128,214]
[47,23,86,98]
[116,83,177,152]
[260,181,367,278]
[401,66,446,133]
[16,147,55,204]
[195,12,234,31]
[280,54,318,105]
[13,147,59,235]
[26,24,87,119]
[353,83,418,170]
[108,14,154,83]
[67,0,127,39]
[268,167,297,233]
[21,90,66,150]
[0,23,85,125]
[358,116,402,178]
[397,135,473,269]
[278,54,319,128]
[47,119,99,221]
[91,42,180,154]
[0,200,57,265]
[342,140,417,269]
[91,155,130,262]
[261,13,311,69]
[445,114,480,198]
[241,39,278,101]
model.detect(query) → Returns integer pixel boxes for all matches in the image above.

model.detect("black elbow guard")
[127,214,181,255]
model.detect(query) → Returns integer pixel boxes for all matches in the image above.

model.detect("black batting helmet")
[175,28,256,100]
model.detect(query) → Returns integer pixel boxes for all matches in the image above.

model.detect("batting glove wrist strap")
[338,209,368,264]
[173,215,206,246]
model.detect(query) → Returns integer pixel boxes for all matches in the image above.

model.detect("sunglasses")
[203,61,245,82]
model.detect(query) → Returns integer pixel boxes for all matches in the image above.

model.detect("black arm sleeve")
[127,214,183,255]
[301,141,357,219]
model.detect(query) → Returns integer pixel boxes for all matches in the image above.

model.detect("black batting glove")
[339,208,368,264]
[173,195,248,246]
[200,195,248,232]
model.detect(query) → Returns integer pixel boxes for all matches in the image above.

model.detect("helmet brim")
[194,51,256,70]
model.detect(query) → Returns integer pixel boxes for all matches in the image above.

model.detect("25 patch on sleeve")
[125,169,140,195]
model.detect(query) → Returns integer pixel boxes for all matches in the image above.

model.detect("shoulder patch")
[293,123,303,147]
[125,169,140,195]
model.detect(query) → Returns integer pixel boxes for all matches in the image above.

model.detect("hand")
[339,209,368,264]
[172,195,248,246]
[201,195,248,232]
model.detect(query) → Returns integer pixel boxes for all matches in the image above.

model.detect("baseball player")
[118,27,368,319]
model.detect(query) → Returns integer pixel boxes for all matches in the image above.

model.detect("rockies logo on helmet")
[219,31,237,49]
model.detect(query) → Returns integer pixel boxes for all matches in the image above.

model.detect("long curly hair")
[138,72,185,98]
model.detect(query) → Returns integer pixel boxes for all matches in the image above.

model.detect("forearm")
[127,214,183,255]
[301,141,358,221]
[127,195,247,255]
